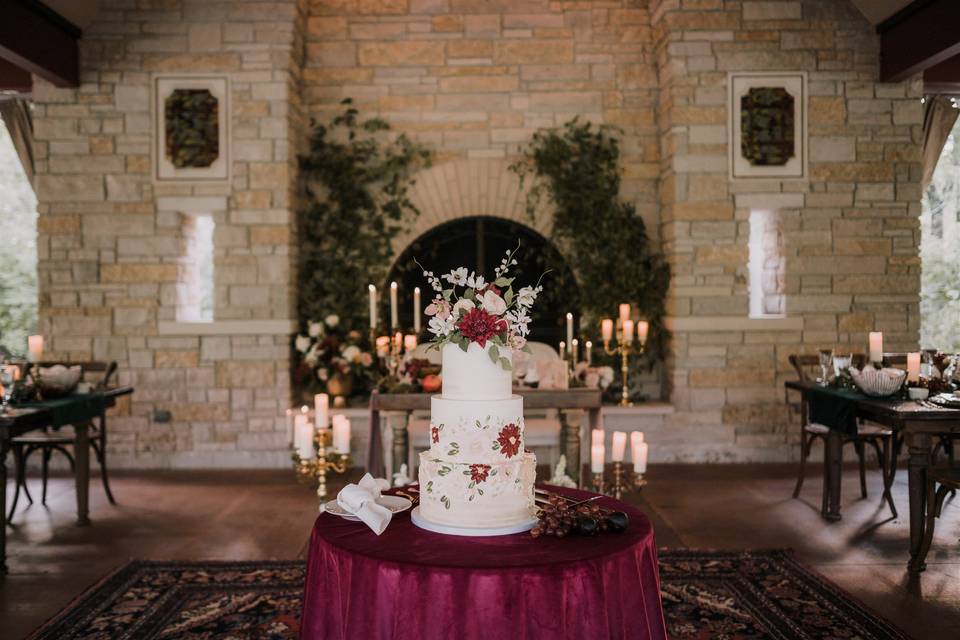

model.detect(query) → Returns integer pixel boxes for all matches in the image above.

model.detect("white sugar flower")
[325,314,339,328]
[428,315,455,337]
[444,267,469,286]
[516,286,539,308]
[295,334,312,353]
[452,298,475,318]
[481,290,507,316]
[466,272,486,290]
[507,308,531,336]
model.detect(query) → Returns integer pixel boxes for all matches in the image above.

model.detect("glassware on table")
[0,366,15,414]
[832,353,852,376]
[818,349,834,386]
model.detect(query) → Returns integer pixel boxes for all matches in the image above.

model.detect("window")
[0,115,38,355]
[176,213,215,323]
[748,209,786,318]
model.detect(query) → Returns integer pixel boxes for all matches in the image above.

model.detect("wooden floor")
[1,463,958,639]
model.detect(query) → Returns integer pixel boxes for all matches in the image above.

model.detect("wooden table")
[0,386,133,573]
[786,380,960,571]
[368,388,603,485]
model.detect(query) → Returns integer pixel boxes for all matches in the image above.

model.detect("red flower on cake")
[497,423,521,458]
[431,425,440,444]
[470,464,491,484]
[457,307,507,348]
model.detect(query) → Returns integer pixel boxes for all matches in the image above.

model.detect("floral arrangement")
[419,245,546,371]
[293,314,382,401]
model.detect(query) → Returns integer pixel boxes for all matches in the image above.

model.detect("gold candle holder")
[292,428,350,504]
[608,461,647,500]
[592,471,606,495]
[602,327,645,407]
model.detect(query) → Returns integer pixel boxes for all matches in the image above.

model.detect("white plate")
[323,495,413,521]
[410,506,538,537]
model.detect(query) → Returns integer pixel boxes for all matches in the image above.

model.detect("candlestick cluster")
[369,282,423,378]
[291,393,352,503]
[601,304,649,407]
[590,429,648,499]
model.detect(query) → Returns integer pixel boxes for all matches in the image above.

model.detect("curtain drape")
[0,98,34,186]
[922,95,959,190]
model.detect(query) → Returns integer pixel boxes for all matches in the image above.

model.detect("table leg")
[75,421,91,526]
[1,438,8,574]
[907,431,932,572]
[392,411,409,476]
[822,429,843,521]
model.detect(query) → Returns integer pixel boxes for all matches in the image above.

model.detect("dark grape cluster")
[530,494,629,538]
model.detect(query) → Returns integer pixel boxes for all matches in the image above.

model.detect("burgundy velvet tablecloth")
[299,485,667,640]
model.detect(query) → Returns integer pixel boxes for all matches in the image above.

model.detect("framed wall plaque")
[729,72,807,180]
[153,75,230,182]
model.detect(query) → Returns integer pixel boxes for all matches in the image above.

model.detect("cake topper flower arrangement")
[417,245,546,371]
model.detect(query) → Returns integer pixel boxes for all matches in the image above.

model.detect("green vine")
[510,118,670,363]
[297,99,432,329]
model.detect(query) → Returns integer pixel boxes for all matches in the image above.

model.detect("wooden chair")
[915,465,960,570]
[7,361,118,519]
[788,353,898,517]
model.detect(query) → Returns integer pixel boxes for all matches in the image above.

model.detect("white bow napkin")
[336,473,393,535]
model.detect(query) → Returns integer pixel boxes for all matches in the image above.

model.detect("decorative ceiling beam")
[878,0,960,82]
[923,54,960,94]
[0,0,80,88]
[0,56,31,94]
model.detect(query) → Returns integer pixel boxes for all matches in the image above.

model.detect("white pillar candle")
[314,393,329,429]
[566,312,574,350]
[907,351,921,383]
[368,285,377,329]
[294,412,315,460]
[27,335,43,363]
[618,303,631,323]
[592,428,605,447]
[375,335,390,357]
[404,334,417,352]
[611,431,627,462]
[571,338,579,365]
[413,287,421,333]
[601,318,613,343]
[632,441,648,474]
[390,282,398,329]
[585,340,592,364]
[558,341,565,361]
[636,321,649,346]
[869,331,883,363]
[622,319,634,344]
[591,441,605,473]
[332,415,351,454]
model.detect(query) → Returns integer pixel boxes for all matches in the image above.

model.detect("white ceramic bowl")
[907,387,930,401]
[36,364,82,397]
[849,366,906,397]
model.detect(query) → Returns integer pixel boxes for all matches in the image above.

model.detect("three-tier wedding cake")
[413,247,544,532]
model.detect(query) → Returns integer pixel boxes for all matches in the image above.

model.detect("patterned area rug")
[28,550,909,640]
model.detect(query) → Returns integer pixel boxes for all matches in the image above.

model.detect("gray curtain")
[922,95,959,190]
[0,98,34,186]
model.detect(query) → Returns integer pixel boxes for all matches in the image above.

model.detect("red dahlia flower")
[470,464,491,484]
[431,425,440,444]
[497,423,521,458]
[457,307,507,348]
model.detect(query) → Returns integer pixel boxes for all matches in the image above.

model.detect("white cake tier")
[429,395,525,465]
[441,342,512,401]
[418,451,536,528]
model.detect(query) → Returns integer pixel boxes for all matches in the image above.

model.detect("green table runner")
[806,385,863,436]
[16,393,107,429]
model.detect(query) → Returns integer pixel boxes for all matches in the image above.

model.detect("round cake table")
[299,485,667,640]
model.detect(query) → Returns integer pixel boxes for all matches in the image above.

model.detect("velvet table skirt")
[299,485,667,640]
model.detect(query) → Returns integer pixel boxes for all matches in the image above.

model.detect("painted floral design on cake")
[469,464,491,483]
[495,423,522,458]
[431,424,441,444]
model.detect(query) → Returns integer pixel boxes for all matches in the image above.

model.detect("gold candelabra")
[592,462,647,500]
[602,326,646,407]
[292,427,350,503]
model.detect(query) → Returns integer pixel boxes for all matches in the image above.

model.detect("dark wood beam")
[0,0,80,88]
[0,57,31,93]
[879,0,960,82]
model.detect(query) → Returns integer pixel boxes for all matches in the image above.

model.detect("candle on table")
[591,441,605,474]
[294,410,314,460]
[907,351,921,383]
[632,436,648,474]
[611,431,627,462]
[631,430,644,452]
[314,393,329,429]
[636,321,649,346]
[332,415,351,454]
[566,312,574,351]
[285,408,295,445]
[27,335,43,363]
[869,331,883,363]
[558,341,565,361]
[390,282,398,329]
[375,335,390,357]
[368,285,377,329]
[592,428,605,447]
[413,287,421,333]
[571,339,579,365]
[404,334,418,352]
[622,319,634,344]
[393,332,402,350]
[618,303,631,323]
[601,318,613,343]
[585,340,593,364]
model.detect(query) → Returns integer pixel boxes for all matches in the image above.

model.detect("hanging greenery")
[297,99,433,330]
[510,118,671,364]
